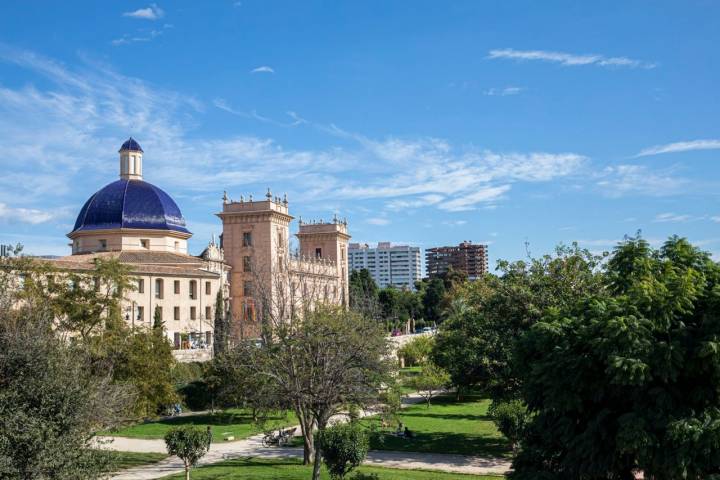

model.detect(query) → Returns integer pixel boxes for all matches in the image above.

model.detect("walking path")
[100,392,511,479]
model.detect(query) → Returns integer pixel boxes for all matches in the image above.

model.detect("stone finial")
[249,194,253,202]
[222,191,228,204]
[333,213,338,223]
[283,193,288,205]
[240,194,244,203]
[266,187,272,200]
[298,216,303,225]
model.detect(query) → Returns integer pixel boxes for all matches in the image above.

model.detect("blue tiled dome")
[120,137,143,152]
[71,179,190,234]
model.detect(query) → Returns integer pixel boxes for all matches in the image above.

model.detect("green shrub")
[164,425,211,479]
[397,335,434,367]
[489,399,529,453]
[317,423,370,479]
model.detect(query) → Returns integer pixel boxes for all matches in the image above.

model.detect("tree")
[421,277,446,325]
[407,362,450,408]
[0,310,133,479]
[397,335,434,367]
[105,324,178,418]
[512,236,720,480]
[489,399,530,454]
[164,426,211,480]
[349,269,379,318]
[240,306,391,480]
[432,243,605,400]
[317,423,370,480]
[153,304,164,330]
[212,290,228,356]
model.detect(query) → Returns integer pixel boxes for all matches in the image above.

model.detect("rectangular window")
[243,256,251,272]
[154,278,164,299]
[137,306,144,322]
[205,281,211,295]
[137,279,144,294]
[173,332,181,349]
[243,281,253,297]
[99,239,107,250]
[174,280,180,294]
[205,306,211,319]
[190,306,197,320]
[243,232,252,247]
[315,247,322,258]
[189,280,197,299]
[141,239,150,249]
[174,306,180,321]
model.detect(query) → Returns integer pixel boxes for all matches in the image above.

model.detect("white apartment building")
[348,242,421,290]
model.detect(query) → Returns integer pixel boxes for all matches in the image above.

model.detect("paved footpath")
[99,392,511,479]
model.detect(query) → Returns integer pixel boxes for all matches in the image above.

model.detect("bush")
[351,473,379,480]
[317,423,370,479]
[397,335,434,367]
[489,399,529,453]
[164,425,211,479]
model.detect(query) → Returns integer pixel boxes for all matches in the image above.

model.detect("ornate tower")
[216,189,292,338]
[119,137,143,180]
[296,217,351,306]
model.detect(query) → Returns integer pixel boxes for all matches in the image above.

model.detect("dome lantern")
[119,137,144,180]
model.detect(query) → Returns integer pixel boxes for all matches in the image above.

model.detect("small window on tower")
[243,256,252,272]
[243,232,253,247]
[99,239,107,250]
[141,239,150,249]
[315,247,322,258]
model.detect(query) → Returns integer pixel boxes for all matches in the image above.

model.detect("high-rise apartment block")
[425,241,488,280]
[348,242,422,290]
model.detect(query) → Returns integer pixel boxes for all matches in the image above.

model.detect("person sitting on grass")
[404,426,414,439]
[396,422,404,436]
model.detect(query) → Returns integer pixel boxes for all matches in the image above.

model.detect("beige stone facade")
[218,190,350,338]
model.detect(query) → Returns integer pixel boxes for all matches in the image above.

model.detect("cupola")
[119,137,144,180]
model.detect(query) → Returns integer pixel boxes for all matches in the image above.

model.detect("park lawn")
[159,457,503,479]
[109,451,168,470]
[106,409,296,442]
[397,366,423,395]
[366,394,512,458]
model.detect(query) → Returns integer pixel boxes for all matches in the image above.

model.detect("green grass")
[105,409,296,442]
[366,394,511,458]
[159,457,502,479]
[397,366,422,394]
[106,451,168,471]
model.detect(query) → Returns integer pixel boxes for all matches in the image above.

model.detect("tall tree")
[239,307,391,480]
[212,290,228,356]
[349,268,379,318]
[432,243,605,399]
[512,236,720,479]
[0,311,133,479]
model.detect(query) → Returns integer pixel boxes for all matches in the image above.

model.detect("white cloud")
[366,217,390,226]
[636,139,720,157]
[597,165,686,197]
[441,185,511,212]
[0,203,59,224]
[712,216,720,223]
[443,220,468,227]
[123,4,164,20]
[484,86,525,96]
[251,66,275,74]
[653,212,693,223]
[488,48,655,69]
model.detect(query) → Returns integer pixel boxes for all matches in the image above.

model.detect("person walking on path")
[206,426,213,449]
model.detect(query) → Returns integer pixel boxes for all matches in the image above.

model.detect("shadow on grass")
[400,412,492,422]
[370,431,511,458]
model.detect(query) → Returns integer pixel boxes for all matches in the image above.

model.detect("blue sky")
[0,1,718,266]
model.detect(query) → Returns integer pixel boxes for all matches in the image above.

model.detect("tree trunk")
[185,463,190,480]
[294,403,315,464]
[312,418,328,480]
